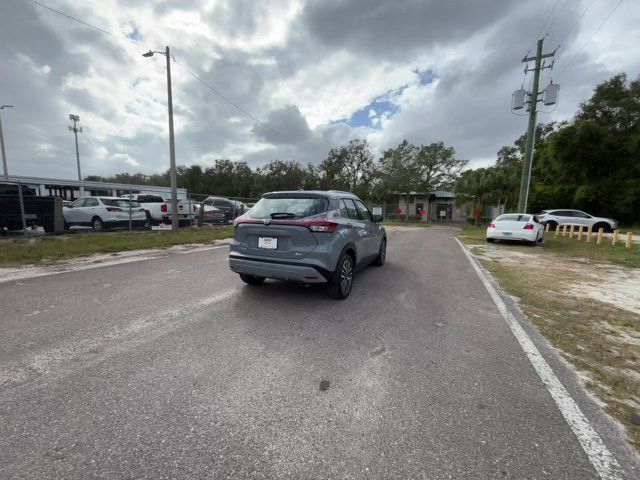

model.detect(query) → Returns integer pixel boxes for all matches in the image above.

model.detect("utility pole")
[0,105,14,180]
[143,46,179,229]
[68,114,84,196]
[516,38,556,213]
[165,46,179,230]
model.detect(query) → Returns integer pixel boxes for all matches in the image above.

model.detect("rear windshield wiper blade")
[270,212,298,219]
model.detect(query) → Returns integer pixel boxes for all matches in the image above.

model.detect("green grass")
[0,226,233,268]
[457,225,640,268]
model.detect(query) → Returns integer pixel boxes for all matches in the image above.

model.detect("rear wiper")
[270,212,298,219]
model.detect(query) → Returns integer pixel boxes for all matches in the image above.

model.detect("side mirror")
[372,214,384,223]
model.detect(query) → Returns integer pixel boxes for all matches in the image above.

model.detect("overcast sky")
[1,0,639,179]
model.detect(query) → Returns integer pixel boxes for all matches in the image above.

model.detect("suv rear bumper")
[229,255,330,283]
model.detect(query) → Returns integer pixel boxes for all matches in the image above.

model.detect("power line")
[173,63,296,145]
[26,0,114,37]
[537,0,561,37]
[557,0,624,78]
[546,0,570,33]
[557,0,599,53]
[24,0,295,145]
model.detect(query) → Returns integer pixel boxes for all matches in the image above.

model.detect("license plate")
[503,232,512,236]
[25,214,37,219]
[258,237,277,249]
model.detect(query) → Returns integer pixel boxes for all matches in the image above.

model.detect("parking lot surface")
[1,228,638,479]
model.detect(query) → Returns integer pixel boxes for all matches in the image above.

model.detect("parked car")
[201,196,237,222]
[123,194,197,226]
[231,199,249,216]
[229,190,386,299]
[200,204,226,224]
[537,209,618,233]
[63,196,148,231]
[486,213,544,245]
[0,182,57,233]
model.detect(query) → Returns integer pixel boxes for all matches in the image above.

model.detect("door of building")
[435,204,452,221]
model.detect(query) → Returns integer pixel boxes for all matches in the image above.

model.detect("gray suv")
[229,190,386,299]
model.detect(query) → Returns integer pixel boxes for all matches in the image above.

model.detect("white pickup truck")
[123,194,197,226]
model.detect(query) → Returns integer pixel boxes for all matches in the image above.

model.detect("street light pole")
[165,46,179,230]
[0,105,14,181]
[68,114,84,196]
[143,47,178,229]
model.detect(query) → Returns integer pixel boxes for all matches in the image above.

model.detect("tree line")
[455,73,640,224]
[86,138,467,203]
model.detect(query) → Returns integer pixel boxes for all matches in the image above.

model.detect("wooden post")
[545,223,550,233]
[586,226,593,243]
[569,225,575,239]
[625,232,633,249]
[612,230,619,246]
[577,225,583,241]
[562,225,567,237]
[555,224,560,237]
[597,227,604,245]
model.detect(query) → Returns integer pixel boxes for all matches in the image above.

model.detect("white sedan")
[486,213,544,245]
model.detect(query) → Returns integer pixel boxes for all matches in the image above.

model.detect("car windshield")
[496,214,531,222]
[247,197,327,219]
[102,199,141,208]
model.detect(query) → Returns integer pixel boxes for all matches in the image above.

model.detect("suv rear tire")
[329,252,354,300]
[239,273,265,286]
[92,216,104,231]
[373,238,386,266]
[592,222,611,233]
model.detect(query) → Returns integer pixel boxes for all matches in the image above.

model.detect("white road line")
[176,245,228,254]
[455,238,624,480]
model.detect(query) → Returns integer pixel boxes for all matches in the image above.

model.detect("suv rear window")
[137,195,164,203]
[0,184,35,196]
[102,199,141,208]
[248,197,327,219]
[496,214,531,222]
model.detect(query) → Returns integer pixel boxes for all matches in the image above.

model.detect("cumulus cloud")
[0,0,639,179]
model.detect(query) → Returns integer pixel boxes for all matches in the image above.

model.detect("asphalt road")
[1,228,638,479]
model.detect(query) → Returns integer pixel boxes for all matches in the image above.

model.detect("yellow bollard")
[612,230,619,246]
[555,225,560,237]
[562,225,567,237]
[597,228,604,245]
[626,232,633,249]
[569,225,575,239]
[577,225,583,241]
[586,226,593,243]
[545,223,551,233]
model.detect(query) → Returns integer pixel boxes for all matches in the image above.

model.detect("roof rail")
[326,190,353,195]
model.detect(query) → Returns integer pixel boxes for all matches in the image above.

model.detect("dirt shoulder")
[457,227,640,451]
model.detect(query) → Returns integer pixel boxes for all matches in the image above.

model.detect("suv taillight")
[306,217,337,233]
[488,223,495,228]
[161,204,168,212]
[523,224,534,230]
